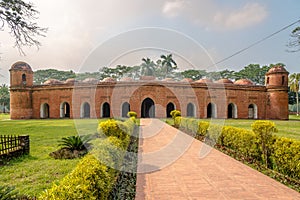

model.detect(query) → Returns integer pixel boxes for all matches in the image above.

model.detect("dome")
[140,76,156,81]
[44,79,63,85]
[120,77,133,81]
[65,78,76,84]
[181,78,193,82]
[215,78,233,84]
[195,78,213,83]
[10,61,32,71]
[267,65,288,74]
[83,78,99,83]
[162,78,174,82]
[102,77,116,82]
[234,79,254,85]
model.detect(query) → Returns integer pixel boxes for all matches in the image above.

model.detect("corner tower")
[9,61,33,119]
[265,65,289,120]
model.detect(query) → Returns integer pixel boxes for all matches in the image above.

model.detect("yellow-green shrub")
[273,137,300,179]
[174,116,181,128]
[197,121,209,136]
[170,110,181,119]
[97,119,128,140]
[186,118,198,133]
[207,124,223,144]
[127,111,137,118]
[39,155,114,200]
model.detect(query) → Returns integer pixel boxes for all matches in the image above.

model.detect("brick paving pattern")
[135,119,300,200]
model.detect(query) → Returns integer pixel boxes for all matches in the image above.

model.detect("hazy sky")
[0,0,299,84]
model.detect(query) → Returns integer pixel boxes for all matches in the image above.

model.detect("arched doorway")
[141,98,155,118]
[187,103,195,117]
[81,102,90,118]
[248,104,258,119]
[121,102,130,117]
[102,102,110,118]
[166,102,175,118]
[227,103,237,119]
[207,103,217,118]
[60,102,70,118]
[40,103,50,119]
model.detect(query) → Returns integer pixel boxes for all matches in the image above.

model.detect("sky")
[0,0,299,84]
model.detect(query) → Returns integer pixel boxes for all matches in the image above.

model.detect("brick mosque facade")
[9,61,289,120]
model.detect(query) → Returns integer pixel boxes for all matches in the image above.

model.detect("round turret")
[10,61,33,87]
[215,78,233,84]
[265,65,289,87]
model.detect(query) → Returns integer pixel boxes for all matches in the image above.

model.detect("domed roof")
[102,77,116,82]
[267,65,288,74]
[65,78,76,84]
[215,78,233,84]
[10,61,32,71]
[140,76,156,81]
[120,77,133,81]
[234,79,254,85]
[181,78,193,82]
[83,78,99,83]
[44,79,63,85]
[195,78,213,83]
[162,78,174,82]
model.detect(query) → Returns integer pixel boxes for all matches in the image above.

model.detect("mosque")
[9,61,289,120]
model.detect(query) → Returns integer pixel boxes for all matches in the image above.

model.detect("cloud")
[162,0,186,18]
[213,3,267,30]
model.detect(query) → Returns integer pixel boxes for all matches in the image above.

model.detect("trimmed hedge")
[39,117,136,200]
[175,116,300,181]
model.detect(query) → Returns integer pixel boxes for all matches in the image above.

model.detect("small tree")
[251,120,277,168]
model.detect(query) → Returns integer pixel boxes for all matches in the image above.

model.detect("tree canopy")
[0,0,47,53]
[34,69,75,84]
[0,84,9,112]
[288,26,300,52]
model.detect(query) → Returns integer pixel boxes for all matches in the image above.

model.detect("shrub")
[197,121,209,137]
[98,119,129,141]
[186,118,198,133]
[0,186,18,200]
[273,137,300,179]
[127,111,137,118]
[252,120,277,167]
[58,135,91,151]
[39,155,114,200]
[170,110,181,119]
[207,124,223,144]
[174,116,181,128]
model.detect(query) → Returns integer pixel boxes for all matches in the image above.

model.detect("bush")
[58,135,91,151]
[127,111,137,118]
[252,120,277,167]
[207,124,223,144]
[174,116,181,128]
[39,155,114,200]
[170,110,181,119]
[98,119,129,141]
[273,137,300,179]
[186,118,198,133]
[197,121,209,137]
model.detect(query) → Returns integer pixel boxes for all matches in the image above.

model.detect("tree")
[234,64,271,85]
[289,73,300,116]
[160,54,177,77]
[140,57,156,76]
[34,69,76,84]
[0,84,9,113]
[0,0,47,54]
[181,69,207,80]
[288,26,300,52]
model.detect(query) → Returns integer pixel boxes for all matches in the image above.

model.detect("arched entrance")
[121,102,130,117]
[248,104,258,119]
[40,103,50,119]
[166,102,175,118]
[141,98,155,118]
[187,103,195,117]
[60,102,70,118]
[102,102,110,118]
[81,102,90,118]
[207,103,217,118]
[227,103,237,119]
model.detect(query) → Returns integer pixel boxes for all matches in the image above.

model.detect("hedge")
[39,117,136,200]
[175,116,300,180]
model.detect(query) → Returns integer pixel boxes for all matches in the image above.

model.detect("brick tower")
[9,61,33,119]
[265,65,289,120]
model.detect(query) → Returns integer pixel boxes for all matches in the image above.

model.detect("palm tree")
[141,58,156,76]
[289,73,300,116]
[160,54,177,77]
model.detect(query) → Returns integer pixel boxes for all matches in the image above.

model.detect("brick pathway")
[135,119,300,200]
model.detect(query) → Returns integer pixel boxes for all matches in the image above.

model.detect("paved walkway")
[135,119,300,200]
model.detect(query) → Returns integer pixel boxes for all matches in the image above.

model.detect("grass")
[164,115,300,140]
[0,118,103,197]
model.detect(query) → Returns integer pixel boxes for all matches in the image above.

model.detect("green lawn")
[164,115,300,140]
[0,118,102,197]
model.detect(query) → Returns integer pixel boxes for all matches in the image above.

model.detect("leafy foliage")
[0,84,9,113]
[288,26,300,52]
[0,185,18,200]
[0,0,47,54]
[58,135,91,151]
[127,111,137,118]
[289,73,300,115]
[181,69,207,80]
[34,69,76,84]
[170,110,181,125]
